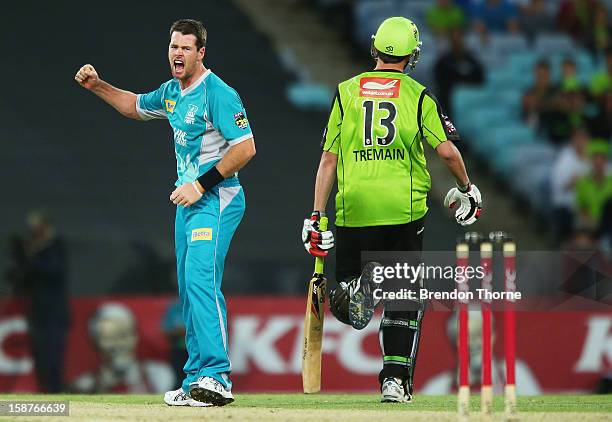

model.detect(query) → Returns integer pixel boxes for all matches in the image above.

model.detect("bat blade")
[302,273,326,393]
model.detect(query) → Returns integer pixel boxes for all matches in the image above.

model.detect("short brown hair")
[170,19,207,50]
[376,49,409,64]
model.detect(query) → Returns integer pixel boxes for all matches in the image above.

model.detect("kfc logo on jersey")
[360,78,401,98]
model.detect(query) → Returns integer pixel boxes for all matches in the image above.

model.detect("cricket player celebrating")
[75,19,255,407]
[302,17,482,403]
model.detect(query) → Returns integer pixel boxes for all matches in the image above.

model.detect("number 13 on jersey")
[362,100,398,147]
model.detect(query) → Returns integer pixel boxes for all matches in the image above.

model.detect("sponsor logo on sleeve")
[165,100,176,113]
[359,78,400,98]
[234,112,249,129]
[442,114,457,134]
[191,228,213,242]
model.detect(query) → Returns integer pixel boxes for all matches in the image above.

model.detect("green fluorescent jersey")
[322,70,459,227]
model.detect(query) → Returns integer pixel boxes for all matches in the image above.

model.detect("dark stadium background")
[0,0,611,396]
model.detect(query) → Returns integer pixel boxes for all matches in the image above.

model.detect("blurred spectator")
[5,212,70,393]
[72,303,174,393]
[434,29,485,114]
[560,57,582,92]
[556,0,599,45]
[589,91,612,139]
[426,0,466,37]
[519,0,554,42]
[162,298,187,386]
[575,140,612,230]
[522,59,556,131]
[559,91,589,142]
[547,69,589,144]
[592,3,611,54]
[590,47,612,99]
[472,0,520,35]
[551,128,590,242]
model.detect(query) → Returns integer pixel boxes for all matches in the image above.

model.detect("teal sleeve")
[136,83,168,120]
[210,86,253,145]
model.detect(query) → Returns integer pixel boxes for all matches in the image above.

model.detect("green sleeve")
[575,178,588,211]
[590,73,610,96]
[321,89,343,154]
[420,93,460,149]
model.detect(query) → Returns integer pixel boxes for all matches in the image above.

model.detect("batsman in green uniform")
[301,17,483,402]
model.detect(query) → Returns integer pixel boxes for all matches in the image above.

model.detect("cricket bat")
[302,216,328,394]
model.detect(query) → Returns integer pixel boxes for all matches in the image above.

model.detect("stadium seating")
[534,34,576,55]
[287,82,334,110]
[350,0,604,217]
[353,0,393,47]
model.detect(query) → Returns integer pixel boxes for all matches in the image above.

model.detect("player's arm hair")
[436,141,470,187]
[215,138,256,177]
[90,80,141,120]
[313,151,337,213]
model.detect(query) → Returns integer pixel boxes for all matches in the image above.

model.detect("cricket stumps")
[455,231,518,421]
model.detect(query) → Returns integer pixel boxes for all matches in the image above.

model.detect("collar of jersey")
[180,68,211,97]
[370,68,404,74]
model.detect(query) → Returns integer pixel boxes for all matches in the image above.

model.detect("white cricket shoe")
[164,388,212,407]
[381,377,412,403]
[189,376,234,406]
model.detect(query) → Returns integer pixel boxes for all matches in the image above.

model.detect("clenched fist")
[74,64,100,90]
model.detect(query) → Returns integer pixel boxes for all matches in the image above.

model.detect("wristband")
[197,167,225,191]
[456,182,470,193]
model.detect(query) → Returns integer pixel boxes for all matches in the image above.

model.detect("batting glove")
[302,211,335,257]
[444,183,483,226]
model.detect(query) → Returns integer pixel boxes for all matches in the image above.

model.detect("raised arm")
[74,64,140,120]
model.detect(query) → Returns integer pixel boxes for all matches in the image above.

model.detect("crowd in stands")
[425,0,610,54]
[429,1,612,247]
[311,0,612,248]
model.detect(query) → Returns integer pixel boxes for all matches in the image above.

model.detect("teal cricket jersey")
[136,69,253,186]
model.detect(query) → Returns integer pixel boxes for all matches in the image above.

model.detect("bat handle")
[314,217,328,274]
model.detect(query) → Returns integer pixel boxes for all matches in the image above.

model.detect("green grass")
[0,393,611,413]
